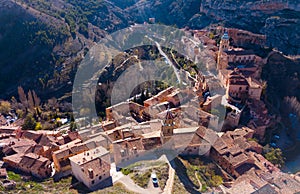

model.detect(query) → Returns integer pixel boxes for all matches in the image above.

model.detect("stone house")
[4,153,52,179]
[105,101,144,123]
[225,69,263,104]
[52,139,96,173]
[202,94,222,113]
[173,126,218,157]
[247,99,272,140]
[144,87,175,107]
[69,146,111,190]
[112,137,144,166]
[210,127,264,178]
[1,137,36,156]
[19,153,52,179]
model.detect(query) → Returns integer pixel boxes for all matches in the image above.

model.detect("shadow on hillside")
[172,157,200,194]
[71,176,113,193]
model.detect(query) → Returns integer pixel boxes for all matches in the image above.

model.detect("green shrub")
[264,147,285,168]
[121,168,132,175]
[7,171,22,182]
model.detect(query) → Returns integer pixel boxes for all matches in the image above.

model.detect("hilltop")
[0,0,299,102]
[0,0,130,100]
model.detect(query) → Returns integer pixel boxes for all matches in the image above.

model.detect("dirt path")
[194,172,202,192]
[117,176,147,194]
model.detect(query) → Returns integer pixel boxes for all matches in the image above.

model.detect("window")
[92,180,95,184]
[99,176,102,180]
[121,149,126,157]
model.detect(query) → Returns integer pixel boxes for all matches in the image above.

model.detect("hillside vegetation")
[0,0,299,103]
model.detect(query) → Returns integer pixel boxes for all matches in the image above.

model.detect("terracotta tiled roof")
[21,131,42,142]
[3,154,23,164]
[271,172,300,193]
[19,153,39,168]
[251,184,278,194]
[1,137,36,155]
[38,135,58,147]
[113,137,145,152]
[81,158,110,179]
[25,144,44,155]
[54,141,95,159]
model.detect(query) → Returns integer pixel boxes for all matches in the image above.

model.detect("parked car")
[151,172,159,187]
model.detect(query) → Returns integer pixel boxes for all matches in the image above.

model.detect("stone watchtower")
[217,32,230,70]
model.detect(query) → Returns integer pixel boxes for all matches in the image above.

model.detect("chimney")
[88,168,94,179]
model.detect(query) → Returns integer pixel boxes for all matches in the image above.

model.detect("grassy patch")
[176,156,224,192]
[122,160,169,190]
[93,182,137,194]
[3,173,76,194]
[155,164,169,190]
[173,172,189,194]
[130,170,152,188]
[130,164,169,189]
[7,171,22,182]
[121,168,133,175]
[178,158,201,188]
[2,170,137,194]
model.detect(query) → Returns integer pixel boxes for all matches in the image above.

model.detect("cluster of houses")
[186,27,274,140]
[98,95,300,193]
[215,29,275,140]
[0,27,299,193]
[0,124,112,190]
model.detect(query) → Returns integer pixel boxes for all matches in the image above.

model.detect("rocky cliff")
[198,0,300,55]
[125,0,201,27]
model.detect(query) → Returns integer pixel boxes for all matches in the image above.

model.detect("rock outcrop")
[198,0,300,55]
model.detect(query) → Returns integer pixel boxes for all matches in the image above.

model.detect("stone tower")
[217,32,230,70]
[161,109,175,143]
